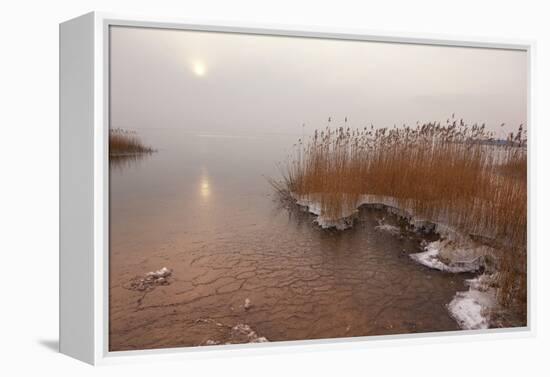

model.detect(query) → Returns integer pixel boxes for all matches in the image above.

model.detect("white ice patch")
[230,324,269,344]
[293,193,433,231]
[447,275,496,330]
[202,323,269,346]
[295,196,357,230]
[409,241,483,273]
[314,215,355,230]
[146,267,171,278]
[295,197,321,216]
[374,219,401,235]
[126,267,172,292]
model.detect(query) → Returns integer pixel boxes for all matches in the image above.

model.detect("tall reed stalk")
[280,117,527,314]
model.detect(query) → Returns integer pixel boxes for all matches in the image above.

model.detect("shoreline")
[289,192,514,330]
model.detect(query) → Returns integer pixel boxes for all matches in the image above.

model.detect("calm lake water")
[109,129,471,351]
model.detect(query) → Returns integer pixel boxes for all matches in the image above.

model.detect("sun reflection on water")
[199,172,211,200]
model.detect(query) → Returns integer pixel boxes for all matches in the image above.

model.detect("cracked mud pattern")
[109,132,472,351]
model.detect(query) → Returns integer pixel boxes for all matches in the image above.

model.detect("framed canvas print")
[59,12,534,365]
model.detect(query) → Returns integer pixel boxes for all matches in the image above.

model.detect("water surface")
[109,129,470,351]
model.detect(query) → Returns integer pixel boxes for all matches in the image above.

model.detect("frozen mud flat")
[109,205,470,350]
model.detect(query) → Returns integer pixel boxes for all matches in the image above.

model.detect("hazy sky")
[110,26,527,137]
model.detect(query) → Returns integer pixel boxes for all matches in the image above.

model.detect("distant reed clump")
[109,128,154,156]
[277,117,527,314]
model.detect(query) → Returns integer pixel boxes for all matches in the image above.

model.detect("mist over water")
[110,26,527,138]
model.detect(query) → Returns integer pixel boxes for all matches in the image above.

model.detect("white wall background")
[0,0,548,375]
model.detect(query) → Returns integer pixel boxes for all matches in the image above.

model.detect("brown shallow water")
[109,130,472,351]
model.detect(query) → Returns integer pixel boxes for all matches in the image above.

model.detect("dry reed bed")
[277,118,526,315]
[109,128,154,156]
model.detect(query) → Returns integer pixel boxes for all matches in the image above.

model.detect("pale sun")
[192,61,207,77]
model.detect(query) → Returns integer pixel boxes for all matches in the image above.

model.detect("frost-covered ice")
[126,267,172,292]
[374,219,401,235]
[447,275,496,330]
[294,195,379,230]
[230,324,269,343]
[448,291,489,329]
[293,193,435,231]
[202,323,269,346]
[409,240,499,330]
[409,241,484,273]
[314,216,355,230]
[375,223,401,235]
[146,267,172,278]
[295,196,358,230]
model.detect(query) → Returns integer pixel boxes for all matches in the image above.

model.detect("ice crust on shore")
[230,324,269,343]
[374,224,401,235]
[295,196,357,230]
[294,193,491,269]
[126,267,172,292]
[409,241,484,273]
[409,241,497,330]
[447,275,496,330]
[294,194,436,232]
[203,323,269,346]
[408,240,496,329]
[291,192,499,330]
[374,220,401,235]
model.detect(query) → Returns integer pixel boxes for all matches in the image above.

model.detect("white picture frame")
[59,11,536,365]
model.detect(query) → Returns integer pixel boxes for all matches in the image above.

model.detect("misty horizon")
[110,26,527,138]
